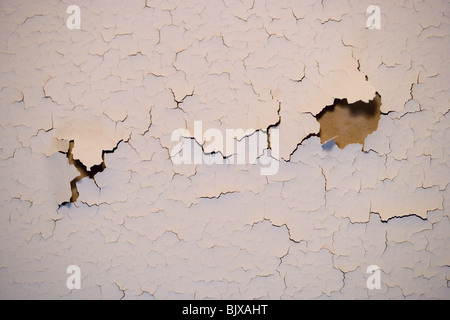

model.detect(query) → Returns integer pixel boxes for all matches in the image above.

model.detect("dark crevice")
[286,132,319,161]
[267,101,281,149]
[371,211,429,223]
[59,140,122,206]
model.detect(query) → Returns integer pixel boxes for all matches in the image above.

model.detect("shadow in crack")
[60,141,106,205]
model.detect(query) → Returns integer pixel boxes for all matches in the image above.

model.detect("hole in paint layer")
[60,141,106,205]
[316,93,381,149]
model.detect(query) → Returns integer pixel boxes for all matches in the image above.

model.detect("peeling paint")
[317,94,381,149]
[0,0,448,299]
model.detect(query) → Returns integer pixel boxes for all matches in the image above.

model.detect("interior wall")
[0,0,449,299]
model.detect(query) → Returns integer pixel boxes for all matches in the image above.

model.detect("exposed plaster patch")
[317,93,381,149]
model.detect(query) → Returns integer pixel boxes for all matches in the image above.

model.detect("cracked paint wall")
[0,0,449,299]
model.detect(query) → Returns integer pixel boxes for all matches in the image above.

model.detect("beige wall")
[0,0,448,299]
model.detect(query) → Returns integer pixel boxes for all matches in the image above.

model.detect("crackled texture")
[0,0,449,299]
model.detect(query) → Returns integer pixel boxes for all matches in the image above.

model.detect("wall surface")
[0,0,449,299]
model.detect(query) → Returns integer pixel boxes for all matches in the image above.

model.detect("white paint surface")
[0,0,449,299]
